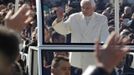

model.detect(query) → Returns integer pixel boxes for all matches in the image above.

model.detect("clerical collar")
[85,16,92,20]
[85,16,92,25]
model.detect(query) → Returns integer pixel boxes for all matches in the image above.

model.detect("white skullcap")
[80,0,96,7]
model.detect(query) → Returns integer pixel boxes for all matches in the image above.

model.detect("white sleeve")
[52,17,72,35]
[100,16,109,43]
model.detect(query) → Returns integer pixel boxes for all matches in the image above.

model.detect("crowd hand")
[55,7,64,23]
[45,28,52,43]
[95,32,130,73]
[4,4,33,33]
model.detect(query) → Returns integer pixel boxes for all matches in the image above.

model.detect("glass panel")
[41,50,134,75]
[42,0,111,44]
[41,0,134,45]
[41,50,95,75]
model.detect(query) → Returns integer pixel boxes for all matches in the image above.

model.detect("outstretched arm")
[52,6,71,35]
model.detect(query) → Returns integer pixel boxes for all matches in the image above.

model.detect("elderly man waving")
[52,0,109,43]
[52,0,109,70]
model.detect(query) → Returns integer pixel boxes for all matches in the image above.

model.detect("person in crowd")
[95,0,109,12]
[0,26,22,75]
[120,13,134,43]
[45,10,57,27]
[43,52,82,75]
[121,6,132,26]
[108,19,115,33]
[51,56,71,75]
[111,54,134,75]
[122,6,132,19]
[11,61,24,75]
[83,32,130,75]
[102,6,113,20]
[0,4,33,75]
[125,54,134,72]
[54,52,83,75]
[22,27,37,53]
[120,6,132,32]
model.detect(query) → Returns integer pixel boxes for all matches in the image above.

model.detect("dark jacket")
[71,66,82,75]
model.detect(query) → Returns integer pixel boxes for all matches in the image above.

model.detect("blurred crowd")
[0,0,36,75]
[0,0,134,75]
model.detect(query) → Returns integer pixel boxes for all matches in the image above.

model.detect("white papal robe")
[52,12,109,71]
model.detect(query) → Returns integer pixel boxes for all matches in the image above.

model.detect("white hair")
[80,0,96,7]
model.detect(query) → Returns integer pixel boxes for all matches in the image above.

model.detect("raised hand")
[4,4,33,33]
[95,32,129,73]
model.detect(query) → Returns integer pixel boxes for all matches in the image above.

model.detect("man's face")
[81,2,94,16]
[53,61,71,75]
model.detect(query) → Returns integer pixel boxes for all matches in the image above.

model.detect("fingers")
[114,33,120,44]
[117,34,129,44]
[24,10,33,24]
[122,37,130,44]
[117,46,129,61]
[103,32,118,48]
[24,16,33,25]
[4,10,13,20]
[25,10,32,16]
[12,4,30,19]
[104,32,129,49]
[121,46,129,53]
[13,4,33,25]
[117,36,124,45]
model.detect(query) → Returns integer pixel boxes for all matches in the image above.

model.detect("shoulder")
[125,67,134,74]
[71,66,82,71]
[43,66,51,75]
[69,12,82,18]
[94,12,107,20]
[71,66,83,74]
